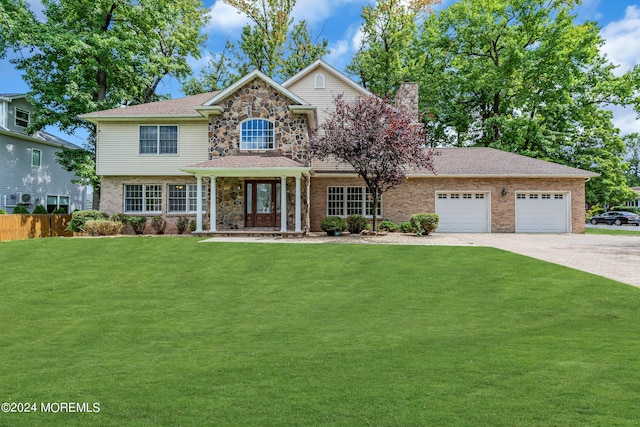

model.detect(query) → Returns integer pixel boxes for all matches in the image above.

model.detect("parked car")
[589,211,640,226]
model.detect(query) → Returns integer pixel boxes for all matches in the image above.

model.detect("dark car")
[589,211,640,226]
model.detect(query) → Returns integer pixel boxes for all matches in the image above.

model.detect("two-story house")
[81,61,597,234]
[1,93,88,213]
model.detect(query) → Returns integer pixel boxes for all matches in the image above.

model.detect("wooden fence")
[0,214,73,242]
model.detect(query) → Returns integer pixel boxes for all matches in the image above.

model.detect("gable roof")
[282,60,372,97]
[313,147,599,178]
[79,91,219,121]
[0,93,27,102]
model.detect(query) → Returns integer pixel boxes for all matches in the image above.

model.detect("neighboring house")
[81,61,598,233]
[626,187,640,208]
[0,93,87,213]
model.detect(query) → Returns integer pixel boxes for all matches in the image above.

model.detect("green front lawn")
[1,237,639,426]
[586,226,640,235]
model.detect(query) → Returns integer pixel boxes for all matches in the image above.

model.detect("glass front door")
[245,181,281,227]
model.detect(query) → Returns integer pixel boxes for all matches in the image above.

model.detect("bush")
[84,220,123,236]
[189,220,197,232]
[110,213,129,224]
[321,216,347,235]
[12,206,29,214]
[66,210,108,232]
[611,205,639,214]
[32,205,48,214]
[586,205,604,219]
[129,216,147,235]
[176,216,189,234]
[346,214,367,234]
[0,209,6,214]
[410,213,440,236]
[378,220,399,232]
[399,222,414,233]
[151,216,167,234]
[52,207,68,214]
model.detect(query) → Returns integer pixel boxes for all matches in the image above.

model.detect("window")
[475,194,485,199]
[554,194,564,200]
[46,195,69,213]
[463,193,472,199]
[314,73,325,89]
[438,194,447,199]
[542,194,551,199]
[529,194,538,199]
[168,184,207,213]
[517,194,526,199]
[139,125,178,155]
[124,184,162,213]
[240,119,274,150]
[16,108,29,127]
[326,186,382,217]
[31,148,41,167]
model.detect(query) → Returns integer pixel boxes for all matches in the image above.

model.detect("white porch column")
[195,175,203,232]
[280,176,287,232]
[210,176,217,232]
[295,176,302,232]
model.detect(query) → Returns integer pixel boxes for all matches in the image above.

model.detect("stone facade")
[310,176,587,233]
[209,77,310,163]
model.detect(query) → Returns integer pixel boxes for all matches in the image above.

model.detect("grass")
[586,226,640,235]
[1,237,640,426]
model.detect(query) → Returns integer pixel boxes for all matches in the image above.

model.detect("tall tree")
[8,0,209,207]
[182,42,236,95]
[310,95,435,231]
[413,0,639,205]
[623,133,640,187]
[346,0,440,98]
[0,0,33,57]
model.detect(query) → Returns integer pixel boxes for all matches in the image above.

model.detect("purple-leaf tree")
[310,94,436,231]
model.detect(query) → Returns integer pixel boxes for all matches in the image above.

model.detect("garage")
[515,192,570,233]
[435,192,490,232]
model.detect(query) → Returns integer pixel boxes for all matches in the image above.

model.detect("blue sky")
[1,0,639,145]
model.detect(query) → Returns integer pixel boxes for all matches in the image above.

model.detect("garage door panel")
[436,193,490,233]
[516,193,569,233]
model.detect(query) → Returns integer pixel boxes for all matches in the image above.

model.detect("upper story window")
[31,148,42,167]
[16,108,30,128]
[139,125,178,155]
[240,119,274,150]
[314,73,325,89]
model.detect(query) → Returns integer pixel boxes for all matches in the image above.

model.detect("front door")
[245,180,281,227]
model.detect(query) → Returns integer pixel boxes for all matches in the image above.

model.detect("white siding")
[96,120,209,176]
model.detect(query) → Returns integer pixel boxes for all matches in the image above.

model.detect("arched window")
[314,73,325,89]
[240,119,274,150]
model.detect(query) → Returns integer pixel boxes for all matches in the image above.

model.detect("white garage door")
[436,192,490,232]
[516,192,570,233]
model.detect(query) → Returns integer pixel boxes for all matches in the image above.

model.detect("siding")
[5,98,33,134]
[96,120,209,176]
[0,134,86,212]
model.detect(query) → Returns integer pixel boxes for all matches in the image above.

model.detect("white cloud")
[601,5,640,76]
[206,1,251,33]
[610,105,640,136]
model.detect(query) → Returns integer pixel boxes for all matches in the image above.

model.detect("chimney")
[395,82,419,121]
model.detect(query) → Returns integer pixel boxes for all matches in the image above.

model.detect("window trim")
[138,124,179,156]
[314,73,325,89]
[15,107,29,128]
[123,184,163,214]
[239,118,275,151]
[167,184,207,214]
[326,186,382,218]
[31,148,42,167]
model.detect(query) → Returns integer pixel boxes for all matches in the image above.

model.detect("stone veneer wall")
[209,78,310,163]
[310,176,587,233]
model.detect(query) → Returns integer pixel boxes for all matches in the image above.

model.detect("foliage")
[586,205,604,219]
[189,219,197,232]
[320,216,347,234]
[182,42,236,95]
[12,206,29,214]
[32,205,48,214]
[55,147,100,207]
[378,220,399,232]
[176,216,189,234]
[128,216,147,235]
[399,221,414,233]
[151,216,167,235]
[346,214,368,234]
[624,133,640,187]
[611,206,640,214]
[52,207,68,214]
[347,0,440,97]
[0,209,6,214]
[311,94,435,231]
[412,0,640,205]
[410,213,439,236]
[110,213,129,224]
[66,209,108,232]
[84,220,123,236]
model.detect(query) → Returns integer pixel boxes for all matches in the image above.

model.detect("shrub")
[399,222,414,233]
[378,220,399,232]
[189,219,197,232]
[12,205,30,214]
[84,220,123,236]
[176,216,189,234]
[321,216,347,234]
[129,216,147,235]
[0,209,6,214]
[110,213,129,224]
[32,205,48,214]
[611,205,639,214]
[151,216,167,235]
[346,214,367,234]
[586,205,604,219]
[52,207,68,214]
[410,213,440,236]
[66,210,108,232]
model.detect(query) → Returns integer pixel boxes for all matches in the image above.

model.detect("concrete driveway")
[456,233,640,288]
